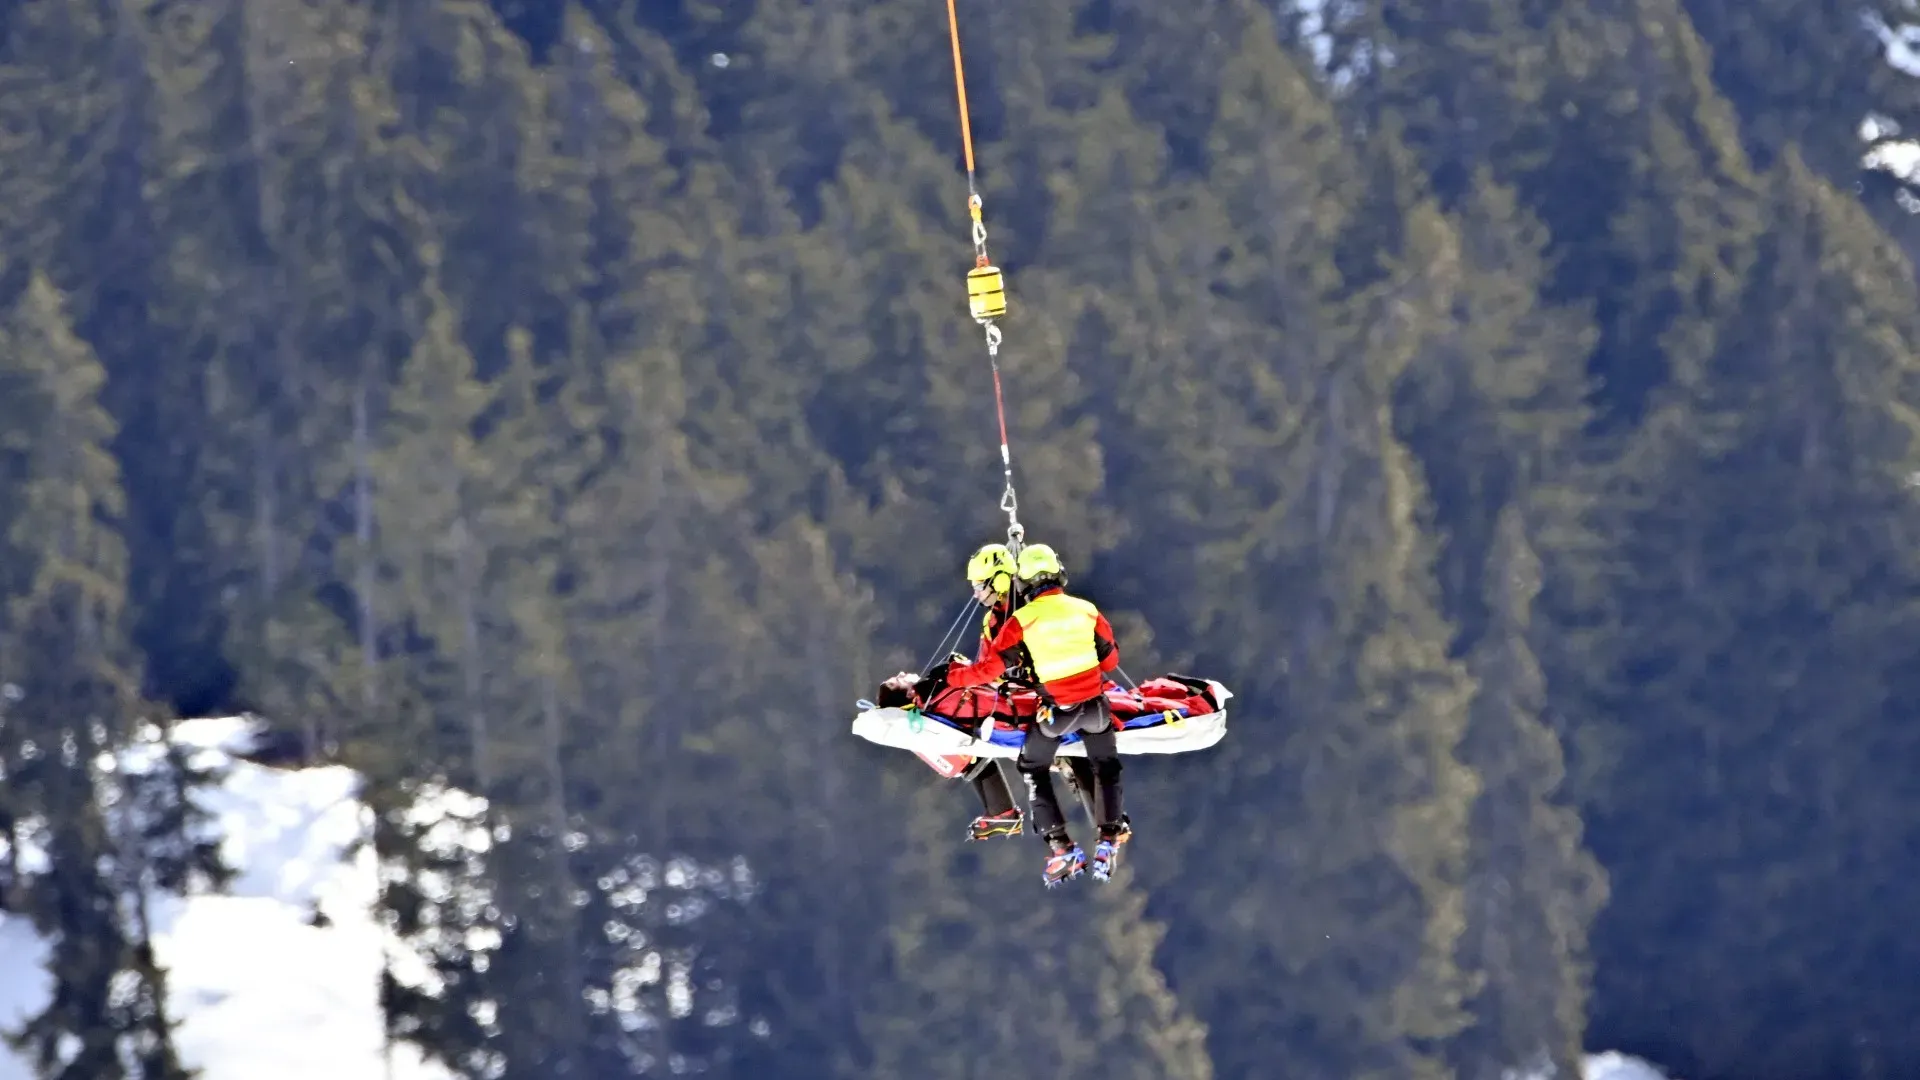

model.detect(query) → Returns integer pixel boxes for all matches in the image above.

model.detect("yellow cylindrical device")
[967,264,1007,323]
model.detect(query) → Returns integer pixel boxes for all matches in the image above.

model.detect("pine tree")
[1325,0,1562,204]
[1340,0,1763,429]
[1099,0,1257,173]
[1544,0,1763,427]
[387,0,594,376]
[135,0,413,760]
[1115,18,1481,1077]
[1390,170,1598,651]
[859,781,1213,1080]
[0,273,193,1079]
[1585,148,1920,1080]
[368,277,516,787]
[1679,0,1901,182]
[688,517,892,1077]
[365,302,584,1078]
[1449,508,1606,1080]
[152,0,407,743]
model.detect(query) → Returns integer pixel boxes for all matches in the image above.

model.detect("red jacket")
[947,587,1118,706]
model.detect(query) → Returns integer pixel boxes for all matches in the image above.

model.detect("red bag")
[1107,678,1217,727]
[923,685,1003,720]
[1001,688,1043,718]
[923,683,1042,722]
[1135,677,1218,714]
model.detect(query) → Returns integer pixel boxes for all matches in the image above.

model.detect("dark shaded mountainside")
[1,1,1919,1078]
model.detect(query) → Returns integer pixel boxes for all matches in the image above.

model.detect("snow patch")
[1580,1051,1678,1080]
[0,914,51,1080]
[0,717,451,1080]
[150,724,447,1079]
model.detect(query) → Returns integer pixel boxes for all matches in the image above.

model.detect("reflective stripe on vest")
[1012,592,1100,685]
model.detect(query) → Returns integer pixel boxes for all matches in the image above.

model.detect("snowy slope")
[0,716,1678,1080]
[0,717,449,1080]
[146,719,450,1080]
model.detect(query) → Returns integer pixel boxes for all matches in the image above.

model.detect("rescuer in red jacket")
[947,543,1104,843]
[941,543,1128,886]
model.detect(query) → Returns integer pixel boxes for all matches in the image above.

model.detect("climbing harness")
[943,0,1022,557]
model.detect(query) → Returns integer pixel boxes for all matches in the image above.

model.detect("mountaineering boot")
[1043,832,1087,888]
[967,807,1023,841]
[1090,817,1131,882]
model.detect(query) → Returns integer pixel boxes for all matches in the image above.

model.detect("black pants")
[970,757,1096,821]
[1056,756,1098,823]
[1017,696,1123,839]
[969,759,1017,816]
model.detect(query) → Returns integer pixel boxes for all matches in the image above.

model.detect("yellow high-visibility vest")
[1013,592,1101,684]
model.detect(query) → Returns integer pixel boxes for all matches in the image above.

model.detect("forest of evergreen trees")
[2,0,1919,1078]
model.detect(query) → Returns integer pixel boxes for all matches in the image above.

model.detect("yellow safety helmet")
[966,543,1016,594]
[1016,543,1064,582]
